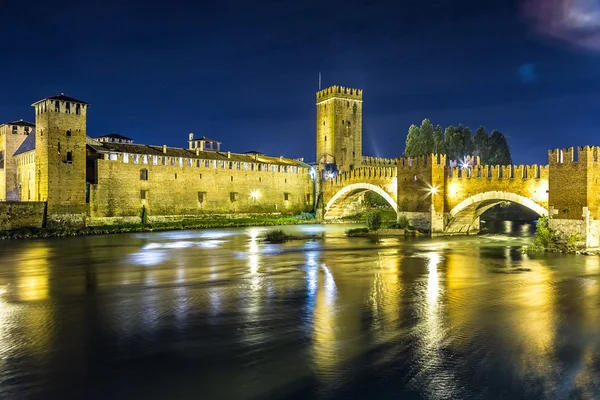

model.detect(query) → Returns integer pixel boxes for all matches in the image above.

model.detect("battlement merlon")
[398,154,447,168]
[549,146,600,164]
[316,86,363,103]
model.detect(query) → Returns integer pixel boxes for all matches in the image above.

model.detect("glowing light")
[250,190,260,200]
[448,182,459,198]
[429,186,438,195]
[327,172,335,179]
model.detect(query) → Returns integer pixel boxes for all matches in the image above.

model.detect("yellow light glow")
[429,186,438,195]
[250,190,260,200]
[448,182,459,198]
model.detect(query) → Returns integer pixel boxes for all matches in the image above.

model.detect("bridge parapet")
[361,156,397,166]
[325,166,397,187]
[448,164,548,180]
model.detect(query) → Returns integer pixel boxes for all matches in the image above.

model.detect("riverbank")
[0,215,317,240]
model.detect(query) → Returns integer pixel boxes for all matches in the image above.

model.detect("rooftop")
[95,133,134,141]
[2,120,35,128]
[32,93,89,106]
[95,142,309,167]
[14,131,36,156]
[190,136,222,143]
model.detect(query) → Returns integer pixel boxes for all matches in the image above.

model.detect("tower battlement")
[316,86,363,103]
[549,146,600,164]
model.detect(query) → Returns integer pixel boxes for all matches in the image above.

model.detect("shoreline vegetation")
[345,211,422,238]
[262,229,324,243]
[0,213,317,240]
[521,216,595,255]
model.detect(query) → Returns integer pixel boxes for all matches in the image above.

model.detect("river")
[0,222,598,399]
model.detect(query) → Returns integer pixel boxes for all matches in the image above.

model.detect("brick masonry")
[0,202,46,230]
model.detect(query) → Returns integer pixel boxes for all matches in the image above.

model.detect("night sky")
[3,0,600,165]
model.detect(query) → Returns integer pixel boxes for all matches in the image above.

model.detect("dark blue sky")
[2,0,600,165]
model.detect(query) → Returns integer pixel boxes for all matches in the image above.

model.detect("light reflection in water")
[16,246,50,302]
[130,249,168,267]
[310,244,338,380]
[369,249,402,350]
[411,251,462,398]
[2,225,600,398]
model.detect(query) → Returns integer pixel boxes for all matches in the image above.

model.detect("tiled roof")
[94,142,309,167]
[196,136,221,143]
[95,133,134,141]
[14,131,36,155]
[3,120,35,128]
[32,94,89,106]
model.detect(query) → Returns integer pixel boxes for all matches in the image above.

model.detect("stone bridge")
[320,149,600,244]
[322,163,397,219]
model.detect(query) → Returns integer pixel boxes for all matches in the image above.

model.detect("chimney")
[188,133,194,150]
[279,156,283,161]
[162,145,167,154]
[227,151,231,159]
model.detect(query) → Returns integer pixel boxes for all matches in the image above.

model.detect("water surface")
[0,222,599,399]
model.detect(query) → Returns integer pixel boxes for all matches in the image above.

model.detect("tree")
[473,126,489,162]
[488,130,512,165]
[420,119,434,155]
[433,124,444,154]
[404,124,423,157]
[364,191,390,207]
[443,126,461,162]
[456,125,473,157]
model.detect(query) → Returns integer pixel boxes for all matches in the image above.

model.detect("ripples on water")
[0,222,599,399]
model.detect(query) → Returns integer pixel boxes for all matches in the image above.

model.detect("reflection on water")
[0,223,598,399]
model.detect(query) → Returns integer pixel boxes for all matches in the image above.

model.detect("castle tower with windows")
[316,86,363,174]
[32,94,89,225]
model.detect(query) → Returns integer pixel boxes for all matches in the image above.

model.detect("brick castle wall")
[0,202,46,230]
[89,155,313,219]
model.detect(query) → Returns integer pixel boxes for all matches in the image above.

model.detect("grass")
[345,228,370,237]
[0,214,317,240]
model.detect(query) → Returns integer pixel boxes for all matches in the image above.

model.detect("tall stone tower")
[316,86,363,174]
[32,94,89,226]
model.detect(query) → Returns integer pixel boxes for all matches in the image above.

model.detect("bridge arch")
[445,191,547,233]
[324,182,398,220]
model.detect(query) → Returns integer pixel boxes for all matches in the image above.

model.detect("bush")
[366,211,382,231]
[533,216,554,250]
[294,212,315,221]
[397,215,410,230]
[346,227,370,237]
[264,230,290,243]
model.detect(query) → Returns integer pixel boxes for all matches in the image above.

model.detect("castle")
[0,94,315,228]
[2,86,598,249]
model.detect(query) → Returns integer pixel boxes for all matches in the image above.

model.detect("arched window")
[75,104,81,115]
[140,168,148,180]
[55,101,60,112]
[65,102,71,114]
[66,151,73,163]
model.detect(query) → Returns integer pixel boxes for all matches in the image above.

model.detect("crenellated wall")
[322,152,552,234]
[89,153,313,222]
[361,156,397,166]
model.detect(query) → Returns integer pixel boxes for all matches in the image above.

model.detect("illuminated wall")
[89,154,313,219]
